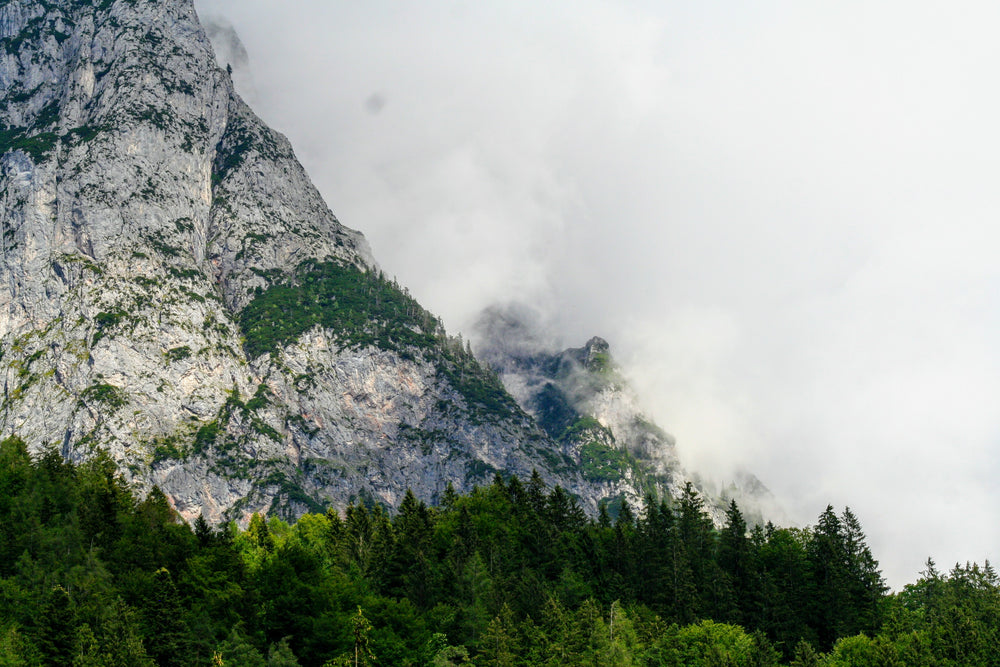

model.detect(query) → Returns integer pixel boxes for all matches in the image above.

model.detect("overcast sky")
[193,0,1000,589]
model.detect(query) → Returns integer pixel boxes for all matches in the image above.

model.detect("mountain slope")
[0,0,778,527]
[0,0,654,523]
[473,304,779,524]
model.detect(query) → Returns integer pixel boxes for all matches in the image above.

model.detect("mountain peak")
[582,336,611,370]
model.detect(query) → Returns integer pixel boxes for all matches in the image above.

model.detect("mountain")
[473,303,778,525]
[0,0,772,525]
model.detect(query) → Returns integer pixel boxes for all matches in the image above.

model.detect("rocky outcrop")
[473,304,778,525]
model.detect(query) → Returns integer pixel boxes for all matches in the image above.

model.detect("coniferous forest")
[1,436,998,666]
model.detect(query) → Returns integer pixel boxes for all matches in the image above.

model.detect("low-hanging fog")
[193,0,1000,589]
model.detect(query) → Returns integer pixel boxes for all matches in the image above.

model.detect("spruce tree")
[719,499,750,624]
[839,507,887,636]
[35,586,75,665]
[807,505,848,648]
[143,568,190,666]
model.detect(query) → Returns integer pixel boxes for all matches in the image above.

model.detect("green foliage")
[165,345,192,362]
[67,125,103,144]
[238,260,518,419]
[136,104,172,131]
[579,440,632,482]
[587,350,613,374]
[648,619,758,666]
[530,382,580,439]
[561,414,600,438]
[79,383,127,409]
[193,420,221,454]
[245,383,271,413]
[212,113,282,183]
[0,117,105,159]
[0,442,995,666]
[238,259,439,359]
[562,416,649,486]
[92,309,128,345]
[0,128,58,161]
[438,356,518,419]
[151,435,189,464]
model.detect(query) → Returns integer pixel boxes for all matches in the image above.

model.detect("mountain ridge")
[0,0,773,526]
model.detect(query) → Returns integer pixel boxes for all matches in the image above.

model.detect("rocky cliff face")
[473,304,779,525]
[0,0,640,523]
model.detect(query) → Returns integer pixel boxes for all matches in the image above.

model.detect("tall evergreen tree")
[142,568,190,666]
[718,499,750,624]
[479,603,518,667]
[35,585,75,666]
[839,507,887,636]
[675,482,718,621]
[807,505,848,649]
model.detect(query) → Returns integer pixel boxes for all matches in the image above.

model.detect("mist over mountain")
[473,303,784,526]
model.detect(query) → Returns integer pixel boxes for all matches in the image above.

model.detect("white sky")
[193,0,1000,589]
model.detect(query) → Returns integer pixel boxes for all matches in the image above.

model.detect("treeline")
[0,436,998,665]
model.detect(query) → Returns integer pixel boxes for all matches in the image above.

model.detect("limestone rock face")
[0,0,651,522]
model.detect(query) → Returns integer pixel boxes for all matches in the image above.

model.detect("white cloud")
[195,0,1000,588]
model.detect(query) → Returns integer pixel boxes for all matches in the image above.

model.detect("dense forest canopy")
[0,436,997,666]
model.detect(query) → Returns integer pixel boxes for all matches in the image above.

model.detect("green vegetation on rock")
[0,127,59,161]
[560,415,608,443]
[79,383,127,409]
[164,346,191,362]
[238,259,439,359]
[579,440,634,482]
[212,113,281,183]
[238,259,519,419]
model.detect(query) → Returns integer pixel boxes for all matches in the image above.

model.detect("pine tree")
[526,470,547,515]
[610,504,637,601]
[460,552,493,648]
[546,486,574,532]
[807,505,848,648]
[215,626,266,667]
[143,568,190,666]
[675,482,717,621]
[635,498,676,616]
[194,514,214,547]
[597,502,611,529]
[606,600,638,666]
[0,624,34,667]
[71,624,102,667]
[575,598,612,663]
[479,603,518,667]
[789,639,821,667]
[77,451,132,550]
[718,499,750,624]
[389,489,433,606]
[441,482,458,509]
[538,595,572,664]
[35,585,75,665]
[839,507,887,636]
[758,526,816,653]
[102,597,155,667]
[248,512,274,551]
